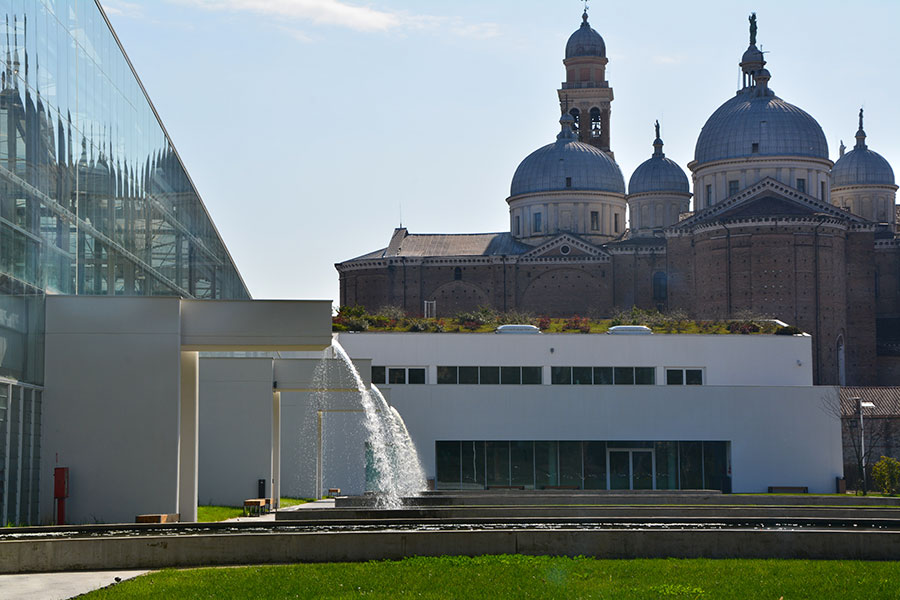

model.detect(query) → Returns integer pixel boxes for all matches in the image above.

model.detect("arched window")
[590,107,602,139]
[652,272,667,303]
[454,267,462,281]
[569,108,580,136]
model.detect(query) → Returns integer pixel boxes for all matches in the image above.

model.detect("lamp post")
[854,397,876,493]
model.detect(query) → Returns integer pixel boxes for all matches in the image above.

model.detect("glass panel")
[686,369,703,385]
[583,441,606,489]
[436,366,457,384]
[534,441,558,489]
[666,369,684,385]
[703,441,729,492]
[609,451,630,490]
[655,442,678,490]
[371,366,386,385]
[7,387,21,524]
[0,384,7,515]
[388,368,406,385]
[461,441,485,489]
[593,367,613,385]
[479,367,499,385]
[551,367,571,385]
[572,367,592,385]
[458,367,478,385]
[407,368,425,384]
[510,441,534,489]
[500,367,520,385]
[679,442,703,489]
[521,367,542,385]
[614,367,634,385]
[435,441,461,490]
[486,441,510,487]
[632,451,654,490]
[635,367,655,385]
[558,441,582,488]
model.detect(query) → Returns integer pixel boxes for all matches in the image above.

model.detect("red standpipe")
[53,467,69,525]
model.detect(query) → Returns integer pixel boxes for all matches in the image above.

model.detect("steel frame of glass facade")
[0,0,250,524]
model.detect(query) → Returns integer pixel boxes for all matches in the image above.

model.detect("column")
[179,351,199,522]
[272,391,281,509]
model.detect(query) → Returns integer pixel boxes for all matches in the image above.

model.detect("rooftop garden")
[333,306,801,336]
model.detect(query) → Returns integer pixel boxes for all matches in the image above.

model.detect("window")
[438,366,542,385]
[388,368,406,384]
[751,142,759,153]
[572,367,593,385]
[569,108,580,135]
[705,184,712,207]
[666,368,703,385]
[479,366,500,385]
[408,368,426,384]
[590,211,599,231]
[551,366,572,385]
[565,177,572,188]
[728,180,739,196]
[515,216,521,236]
[796,178,806,193]
[590,107,602,138]
[614,213,619,233]
[821,181,826,200]
[551,366,655,385]
[614,367,634,384]
[377,367,426,385]
[593,367,613,385]
[533,212,542,233]
[454,267,462,281]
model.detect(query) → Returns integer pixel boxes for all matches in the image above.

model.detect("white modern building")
[311,329,842,495]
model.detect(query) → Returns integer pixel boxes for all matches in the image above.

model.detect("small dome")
[694,89,828,165]
[565,12,606,59]
[741,44,764,66]
[510,116,625,196]
[629,134,689,195]
[832,148,894,187]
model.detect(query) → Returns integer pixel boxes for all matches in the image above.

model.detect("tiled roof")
[379,231,532,258]
[840,387,900,417]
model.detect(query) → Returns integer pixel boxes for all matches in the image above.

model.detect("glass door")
[607,448,656,490]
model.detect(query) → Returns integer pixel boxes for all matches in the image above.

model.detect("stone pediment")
[521,233,610,259]
[672,177,867,231]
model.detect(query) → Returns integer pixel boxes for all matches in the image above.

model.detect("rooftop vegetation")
[333,306,799,336]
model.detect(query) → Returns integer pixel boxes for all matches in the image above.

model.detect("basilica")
[335,13,899,387]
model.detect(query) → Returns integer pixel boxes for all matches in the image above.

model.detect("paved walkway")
[0,570,148,600]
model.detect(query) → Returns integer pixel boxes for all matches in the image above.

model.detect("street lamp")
[853,397,876,493]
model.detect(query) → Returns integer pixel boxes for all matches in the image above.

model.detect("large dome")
[510,116,625,197]
[694,89,828,165]
[629,134,689,195]
[565,12,606,59]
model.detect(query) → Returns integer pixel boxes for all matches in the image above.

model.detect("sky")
[100,0,900,303]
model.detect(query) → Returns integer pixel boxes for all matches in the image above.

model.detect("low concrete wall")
[4,528,900,574]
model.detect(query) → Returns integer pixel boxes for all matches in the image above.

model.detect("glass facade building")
[0,0,250,524]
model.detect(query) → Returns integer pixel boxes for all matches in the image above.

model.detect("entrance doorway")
[607,448,654,490]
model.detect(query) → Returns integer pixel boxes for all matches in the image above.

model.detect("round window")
[560,245,571,255]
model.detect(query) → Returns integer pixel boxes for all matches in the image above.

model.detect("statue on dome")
[859,107,864,130]
[749,13,757,46]
[655,120,660,140]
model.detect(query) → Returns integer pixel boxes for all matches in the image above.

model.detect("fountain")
[315,340,426,508]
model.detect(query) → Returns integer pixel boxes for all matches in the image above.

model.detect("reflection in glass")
[461,441,485,489]
[609,450,629,490]
[534,441,558,489]
[486,441,510,487]
[435,441,461,489]
[559,441,582,488]
[632,451,654,490]
[679,441,703,489]
[510,441,534,488]
[583,441,606,489]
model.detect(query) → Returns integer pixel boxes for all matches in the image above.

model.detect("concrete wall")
[198,358,275,507]
[336,332,813,387]
[41,297,183,525]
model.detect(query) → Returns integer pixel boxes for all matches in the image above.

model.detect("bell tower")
[558,10,614,156]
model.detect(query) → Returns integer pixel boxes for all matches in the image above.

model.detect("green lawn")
[81,555,900,599]
[196,498,314,522]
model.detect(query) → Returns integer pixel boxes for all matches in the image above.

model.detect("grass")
[196,498,316,522]
[81,555,900,599]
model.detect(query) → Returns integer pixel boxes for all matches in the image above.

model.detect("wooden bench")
[136,513,179,523]
[243,498,268,517]
[767,486,809,494]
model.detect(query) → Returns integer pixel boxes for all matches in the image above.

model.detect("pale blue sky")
[102,0,900,302]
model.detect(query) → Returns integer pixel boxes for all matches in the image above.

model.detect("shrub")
[343,317,369,332]
[537,316,551,330]
[375,305,406,321]
[775,325,803,336]
[337,305,368,319]
[872,456,900,496]
[407,319,427,332]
